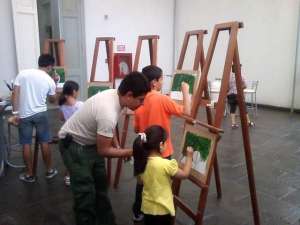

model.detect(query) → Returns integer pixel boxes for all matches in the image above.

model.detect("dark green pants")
[59,140,116,225]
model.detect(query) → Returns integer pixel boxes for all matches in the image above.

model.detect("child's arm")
[173,147,193,179]
[181,82,191,115]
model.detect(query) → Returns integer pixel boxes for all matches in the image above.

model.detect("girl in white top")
[227,64,254,128]
[58,80,83,185]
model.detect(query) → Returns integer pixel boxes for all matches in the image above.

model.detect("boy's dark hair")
[133,125,168,176]
[142,65,163,82]
[118,71,150,97]
[58,80,80,106]
[38,54,55,67]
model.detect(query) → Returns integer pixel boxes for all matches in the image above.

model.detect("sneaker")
[19,173,36,183]
[132,213,144,222]
[64,175,70,186]
[45,169,58,179]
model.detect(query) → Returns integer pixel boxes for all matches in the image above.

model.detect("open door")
[59,0,86,99]
[11,0,40,71]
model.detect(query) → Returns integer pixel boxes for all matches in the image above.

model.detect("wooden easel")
[43,39,65,66]
[175,29,222,199]
[90,37,115,84]
[173,22,260,225]
[89,37,115,185]
[133,35,159,70]
[113,35,160,188]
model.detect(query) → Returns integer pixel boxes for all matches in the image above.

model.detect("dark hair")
[118,71,150,97]
[142,65,163,82]
[38,54,55,67]
[133,125,168,176]
[58,80,79,105]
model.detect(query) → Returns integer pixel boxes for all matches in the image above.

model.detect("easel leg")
[205,100,222,199]
[113,158,123,189]
[172,178,182,225]
[234,44,261,225]
[213,155,222,199]
[195,187,209,225]
[113,114,130,188]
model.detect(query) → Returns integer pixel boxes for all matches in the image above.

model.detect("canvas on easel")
[49,66,66,82]
[169,70,199,102]
[180,124,217,184]
[87,81,113,98]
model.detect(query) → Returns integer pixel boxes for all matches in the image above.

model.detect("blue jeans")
[18,111,50,144]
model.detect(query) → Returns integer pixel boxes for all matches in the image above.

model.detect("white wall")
[175,0,300,108]
[83,0,174,84]
[0,0,18,97]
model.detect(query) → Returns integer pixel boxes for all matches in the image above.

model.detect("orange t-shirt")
[134,90,183,157]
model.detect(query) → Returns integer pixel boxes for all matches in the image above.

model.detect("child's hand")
[186,146,194,158]
[181,82,190,93]
[53,74,60,84]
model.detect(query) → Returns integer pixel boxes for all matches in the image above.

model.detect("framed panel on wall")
[114,53,132,79]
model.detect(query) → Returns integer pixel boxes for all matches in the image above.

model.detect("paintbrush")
[3,80,13,91]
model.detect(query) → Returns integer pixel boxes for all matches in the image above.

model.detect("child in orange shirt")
[132,65,191,221]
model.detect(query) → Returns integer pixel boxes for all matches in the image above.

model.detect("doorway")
[36,0,87,100]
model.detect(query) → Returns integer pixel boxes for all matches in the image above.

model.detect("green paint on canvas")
[171,73,196,94]
[183,131,211,161]
[49,67,65,83]
[88,86,110,97]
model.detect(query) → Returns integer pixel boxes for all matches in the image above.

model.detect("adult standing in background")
[227,64,255,128]
[58,72,150,225]
[12,54,58,183]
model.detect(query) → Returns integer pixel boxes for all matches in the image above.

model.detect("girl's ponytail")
[133,134,149,176]
[58,93,67,106]
[133,125,168,176]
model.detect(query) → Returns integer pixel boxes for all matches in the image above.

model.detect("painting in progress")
[170,70,198,101]
[87,82,113,97]
[181,124,217,182]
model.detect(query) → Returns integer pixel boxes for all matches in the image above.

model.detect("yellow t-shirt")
[141,157,179,216]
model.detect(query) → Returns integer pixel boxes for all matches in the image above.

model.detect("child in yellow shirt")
[133,125,193,225]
